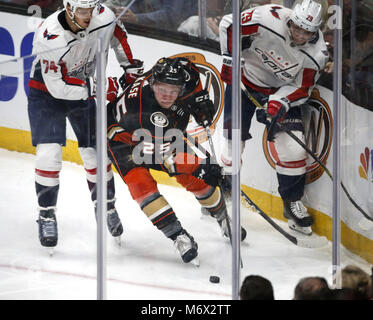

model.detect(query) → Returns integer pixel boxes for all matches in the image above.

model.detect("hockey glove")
[255,108,269,125]
[220,55,232,85]
[119,59,144,89]
[220,55,244,85]
[189,90,215,127]
[265,98,289,141]
[193,161,223,187]
[267,97,290,123]
[106,77,119,103]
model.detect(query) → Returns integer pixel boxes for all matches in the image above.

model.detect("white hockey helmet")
[63,0,99,14]
[290,0,323,33]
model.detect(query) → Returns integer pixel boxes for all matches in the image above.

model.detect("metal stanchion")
[95,0,138,300]
[231,0,242,300]
[332,0,343,289]
[198,0,207,40]
[96,36,108,301]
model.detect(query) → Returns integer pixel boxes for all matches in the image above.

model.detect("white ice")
[0,148,371,300]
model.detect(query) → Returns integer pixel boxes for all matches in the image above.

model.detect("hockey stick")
[186,127,243,259]
[203,125,234,243]
[185,132,327,248]
[240,83,373,225]
[203,124,244,268]
[240,189,328,248]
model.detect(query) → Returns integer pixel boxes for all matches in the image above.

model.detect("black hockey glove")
[119,59,144,90]
[256,107,287,142]
[186,90,215,127]
[255,108,268,125]
[193,161,223,187]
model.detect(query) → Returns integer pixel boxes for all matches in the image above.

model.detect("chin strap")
[67,10,86,30]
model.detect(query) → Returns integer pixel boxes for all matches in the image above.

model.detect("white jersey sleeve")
[110,19,135,68]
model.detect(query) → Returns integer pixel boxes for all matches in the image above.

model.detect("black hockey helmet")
[151,57,186,87]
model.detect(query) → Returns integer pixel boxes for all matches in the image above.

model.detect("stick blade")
[296,235,328,249]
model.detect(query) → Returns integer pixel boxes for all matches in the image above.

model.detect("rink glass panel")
[1,0,372,299]
[0,40,100,299]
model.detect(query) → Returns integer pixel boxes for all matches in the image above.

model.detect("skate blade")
[288,220,312,236]
[48,247,55,257]
[191,257,200,268]
[114,236,122,246]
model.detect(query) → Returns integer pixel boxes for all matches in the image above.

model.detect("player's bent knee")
[35,143,62,171]
[275,131,307,162]
[79,147,97,170]
[123,167,159,204]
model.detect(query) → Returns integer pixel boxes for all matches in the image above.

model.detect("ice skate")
[95,199,123,242]
[200,206,210,217]
[283,199,313,235]
[217,215,247,241]
[208,200,247,241]
[287,219,312,236]
[37,207,58,249]
[173,230,199,265]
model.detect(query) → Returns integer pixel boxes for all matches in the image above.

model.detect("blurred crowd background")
[1,0,372,109]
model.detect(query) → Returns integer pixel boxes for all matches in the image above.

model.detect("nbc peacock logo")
[358,147,373,182]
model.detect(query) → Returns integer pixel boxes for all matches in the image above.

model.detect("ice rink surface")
[0,148,371,300]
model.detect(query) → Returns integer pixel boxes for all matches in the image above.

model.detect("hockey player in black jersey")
[107,57,246,264]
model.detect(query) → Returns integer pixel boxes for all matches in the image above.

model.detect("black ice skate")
[173,230,199,265]
[283,199,313,235]
[38,208,58,248]
[210,203,247,241]
[95,199,123,239]
[217,215,247,241]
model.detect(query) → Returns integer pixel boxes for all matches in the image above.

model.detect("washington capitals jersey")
[219,4,329,106]
[29,4,135,100]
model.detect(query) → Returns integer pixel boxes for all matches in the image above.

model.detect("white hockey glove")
[220,55,244,85]
[119,59,144,89]
[86,77,119,103]
[106,77,119,103]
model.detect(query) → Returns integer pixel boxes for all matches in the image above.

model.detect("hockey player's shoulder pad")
[36,11,67,46]
[242,5,291,26]
[301,31,329,71]
[241,5,292,39]
[88,3,116,30]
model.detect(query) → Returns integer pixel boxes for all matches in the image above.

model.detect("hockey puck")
[209,276,220,283]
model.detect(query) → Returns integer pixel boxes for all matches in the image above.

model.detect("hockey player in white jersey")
[219,0,329,235]
[27,0,144,249]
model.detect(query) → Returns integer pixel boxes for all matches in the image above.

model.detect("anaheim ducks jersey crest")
[112,74,191,144]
